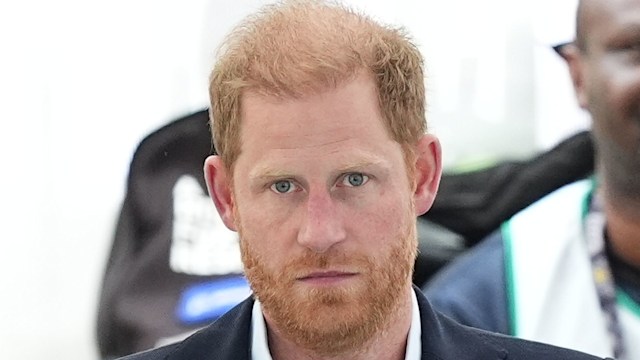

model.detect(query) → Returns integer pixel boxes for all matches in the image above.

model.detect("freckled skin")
[233,77,415,269]
[204,73,442,359]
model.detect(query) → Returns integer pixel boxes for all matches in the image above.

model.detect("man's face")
[574,0,640,198]
[229,74,421,355]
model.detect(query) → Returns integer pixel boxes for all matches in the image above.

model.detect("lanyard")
[585,190,626,359]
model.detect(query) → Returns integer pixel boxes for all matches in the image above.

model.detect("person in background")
[118,1,610,359]
[424,0,640,359]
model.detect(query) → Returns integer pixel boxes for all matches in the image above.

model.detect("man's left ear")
[412,134,442,216]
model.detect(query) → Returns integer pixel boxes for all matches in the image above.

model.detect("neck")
[604,186,640,267]
[265,287,414,360]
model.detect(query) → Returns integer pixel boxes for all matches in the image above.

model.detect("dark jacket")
[119,288,608,360]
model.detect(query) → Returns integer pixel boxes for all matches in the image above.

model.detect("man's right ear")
[561,44,588,109]
[204,155,238,231]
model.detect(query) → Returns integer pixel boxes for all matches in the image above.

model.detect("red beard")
[238,218,417,356]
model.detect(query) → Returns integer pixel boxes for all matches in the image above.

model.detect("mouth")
[296,271,359,285]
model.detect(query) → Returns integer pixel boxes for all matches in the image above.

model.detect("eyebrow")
[250,168,294,182]
[333,159,389,174]
[249,158,390,183]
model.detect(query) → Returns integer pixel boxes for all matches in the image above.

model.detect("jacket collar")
[415,286,508,359]
[167,287,508,360]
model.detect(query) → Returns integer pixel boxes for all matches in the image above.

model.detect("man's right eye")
[270,180,297,194]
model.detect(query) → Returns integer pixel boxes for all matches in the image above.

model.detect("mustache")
[272,250,372,278]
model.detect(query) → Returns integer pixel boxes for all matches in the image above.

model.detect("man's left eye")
[341,173,369,187]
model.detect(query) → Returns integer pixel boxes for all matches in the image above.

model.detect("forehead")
[582,0,640,34]
[239,75,390,149]
[234,74,404,173]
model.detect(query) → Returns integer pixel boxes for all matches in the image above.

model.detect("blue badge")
[176,276,252,325]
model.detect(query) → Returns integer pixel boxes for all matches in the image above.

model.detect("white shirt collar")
[250,296,273,360]
[405,289,422,360]
[250,290,422,360]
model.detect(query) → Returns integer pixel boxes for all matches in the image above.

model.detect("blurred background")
[0,0,585,358]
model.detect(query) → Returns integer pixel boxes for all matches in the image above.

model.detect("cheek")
[593,61,640,117]
[347,192,412,245]
[610,73,640,116]
[593,69,640,147]
[234,193,301,259]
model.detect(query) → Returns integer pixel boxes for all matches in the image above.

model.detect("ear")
[412,134,442,216]
[204,155,238,231]
[562,44,589,109]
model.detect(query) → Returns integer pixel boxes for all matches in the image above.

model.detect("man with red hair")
[119,1,609,359]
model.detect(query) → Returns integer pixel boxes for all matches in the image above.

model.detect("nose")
[297,189,347,253]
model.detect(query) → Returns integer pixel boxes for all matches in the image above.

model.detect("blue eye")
[342,173,369,187]
[271,180,297,194]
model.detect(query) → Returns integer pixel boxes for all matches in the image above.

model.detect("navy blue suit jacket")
[120,287,609,360]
